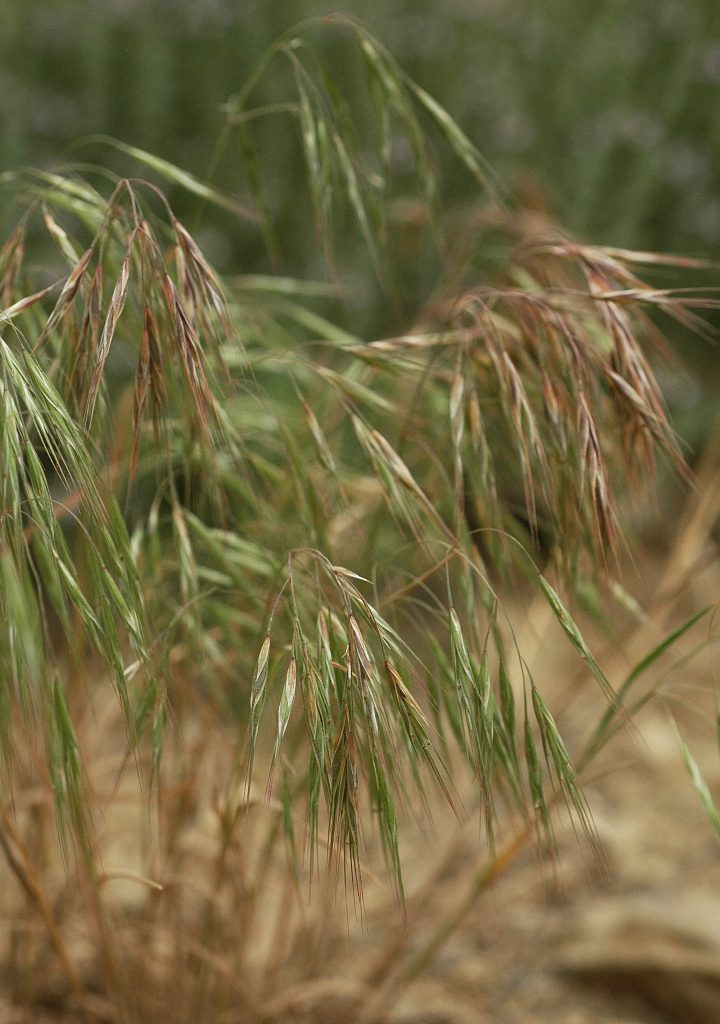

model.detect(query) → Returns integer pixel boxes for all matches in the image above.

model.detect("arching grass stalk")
[0,19,719,1020]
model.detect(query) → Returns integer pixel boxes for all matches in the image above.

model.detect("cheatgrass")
[0,17,718,1023]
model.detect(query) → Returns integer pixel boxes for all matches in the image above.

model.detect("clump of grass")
[0,17,718,1023]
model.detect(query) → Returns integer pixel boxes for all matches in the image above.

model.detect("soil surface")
[362,556,720,1024]
[2,552,719,1024]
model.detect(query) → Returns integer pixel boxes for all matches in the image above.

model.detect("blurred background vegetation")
[2,0,719,443]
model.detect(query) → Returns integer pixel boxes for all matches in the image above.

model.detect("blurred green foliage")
[1,1,719,930]
[4,1,720,248]
[2,0,720,440]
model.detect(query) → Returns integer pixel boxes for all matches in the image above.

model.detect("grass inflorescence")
[0,18,718,1023]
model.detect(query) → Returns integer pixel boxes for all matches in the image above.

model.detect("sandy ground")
[2,549,719,1024]
[360,583,720,1024]
[390,709,720,1024]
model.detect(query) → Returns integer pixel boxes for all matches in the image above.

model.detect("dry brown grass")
[1,19,719,1023]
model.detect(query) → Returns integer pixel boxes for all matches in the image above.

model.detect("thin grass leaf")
[87,137,257,219]
[678,731,720,841]
[318,367,397,413]
[580,605,716,768]
[407,78,501,197]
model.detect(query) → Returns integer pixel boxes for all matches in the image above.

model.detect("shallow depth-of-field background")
[5,0,720,426]
[2,3,720,1023]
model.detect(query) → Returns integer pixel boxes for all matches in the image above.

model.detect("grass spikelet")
[1,23,719,1016]
[247,634,271,794]
[0,225,25,305]
[84,232,133,426]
